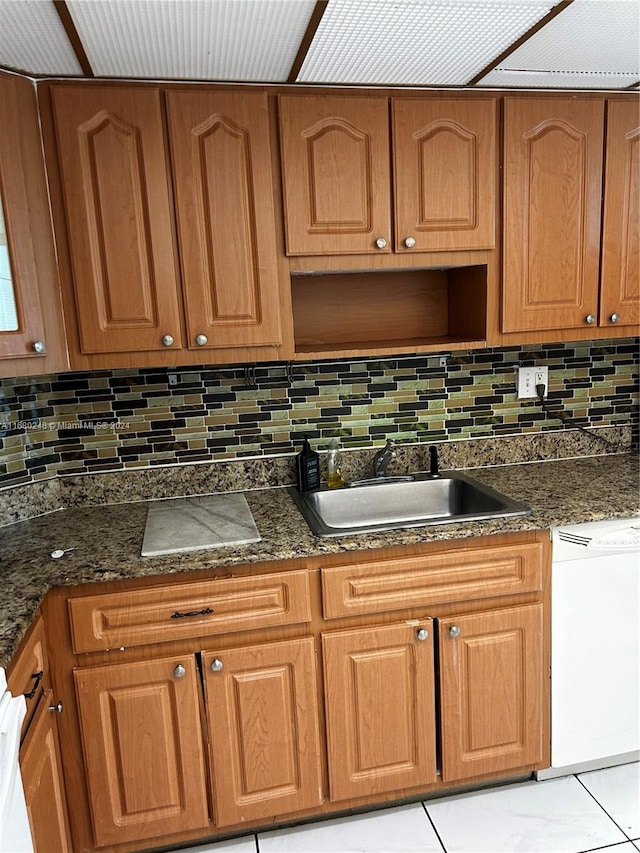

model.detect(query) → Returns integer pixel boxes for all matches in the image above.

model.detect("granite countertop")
[1,454,638,668]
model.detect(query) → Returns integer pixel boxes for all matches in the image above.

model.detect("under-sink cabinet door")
[322,620,437,802]
[202,637,323,826]
[438,604,544,782]
[73,655,209,847]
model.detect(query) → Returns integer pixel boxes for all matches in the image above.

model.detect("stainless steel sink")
[289,472,531,537]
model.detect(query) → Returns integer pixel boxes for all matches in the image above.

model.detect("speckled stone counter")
[1,453,638,668]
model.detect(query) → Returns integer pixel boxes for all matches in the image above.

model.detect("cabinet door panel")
[20,690,73,853]
[0,73,66,373]
[600,99,640,328]
[166,91,282,350]
[51,85,182,354]
[439,604,544,781]
[393,98,496,251]
[279,95,391,255]
[502,98,603,332]
[74,655,209,847]
[322,621,436,802]
[203,637,322,826]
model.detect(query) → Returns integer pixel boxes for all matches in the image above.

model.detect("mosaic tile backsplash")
[0,338,637,490]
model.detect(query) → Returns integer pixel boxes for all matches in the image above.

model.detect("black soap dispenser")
[296,436,320,491]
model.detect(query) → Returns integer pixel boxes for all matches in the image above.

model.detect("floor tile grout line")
[421,800,448,853]
[575,771,637,842]
[254,832,260,853]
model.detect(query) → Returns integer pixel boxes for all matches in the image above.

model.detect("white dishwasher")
[0,668,32,853]
[537,517,640,780]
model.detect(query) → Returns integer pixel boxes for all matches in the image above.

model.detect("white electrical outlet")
[516,366,548,400]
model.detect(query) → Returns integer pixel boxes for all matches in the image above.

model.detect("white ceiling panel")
[479,69,639,88]
[297,0,555,85]
[0,0,82,76]
[478,0,640,86]
[66,0,317,80]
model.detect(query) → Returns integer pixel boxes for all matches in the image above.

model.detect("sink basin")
[289,472,531,537]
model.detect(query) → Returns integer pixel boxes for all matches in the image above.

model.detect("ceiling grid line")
[53,0,94,77]
[467,0,575,86]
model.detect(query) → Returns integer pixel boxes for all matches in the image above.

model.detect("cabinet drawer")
[7,613,49,734]
[68,570,312,653]
[321,543,544,619]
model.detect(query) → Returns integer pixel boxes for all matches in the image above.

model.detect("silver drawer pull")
[210,659,224,672]
[48,702,63,714]
[449,626,461,638]
[171,607,214,620]
[416,629,429,641]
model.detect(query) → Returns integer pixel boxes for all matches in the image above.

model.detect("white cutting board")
[141,493,261,557]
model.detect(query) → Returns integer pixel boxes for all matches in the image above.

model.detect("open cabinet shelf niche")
[291,266,487,359]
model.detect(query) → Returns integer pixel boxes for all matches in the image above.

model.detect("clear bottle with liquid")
[326,439,345,489]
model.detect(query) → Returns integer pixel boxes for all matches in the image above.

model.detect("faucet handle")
[428,446,439,478]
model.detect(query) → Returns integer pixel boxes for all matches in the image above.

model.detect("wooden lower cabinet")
[74,655,209,847]
[41,531,549,852]
[203,637,323,826]
[20,690,73,853]
[439,604,544,782]
[322,621,437,802]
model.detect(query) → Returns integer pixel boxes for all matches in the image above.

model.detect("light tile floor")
[168,761,640,853]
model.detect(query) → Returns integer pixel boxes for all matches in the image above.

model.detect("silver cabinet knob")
[33,340,46,354]
[449,626,461,638]
[585,315,596,325]
[416,628,429,641]
[404,236,416,248]
[48,701,63,714]
[375,237,387,249]
[610,313,620,323]
[210,659,223,673]
[195,334,208,346]
[173,664,186,678]
[162,334,175,346]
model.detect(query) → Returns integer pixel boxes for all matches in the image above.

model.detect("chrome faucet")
[373,439,397,477]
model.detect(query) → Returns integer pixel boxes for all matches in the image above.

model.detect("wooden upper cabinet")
[50,85,183,355]
[502,97,604,333]
[439,604,544,782]
[600,99,640,328]
[74,654,209,847]
[322,621,437,802]
[202,637,323,826]
[166,91,282,350]
[392,98,497,252]
[279,95,392,255]
[0,73,67,376]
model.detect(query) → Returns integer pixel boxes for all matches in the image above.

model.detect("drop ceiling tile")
[297,0,555,85]
[479,69,639,88]
[0,0,83,75]
[66,0,316,80]
[477,0,640,86]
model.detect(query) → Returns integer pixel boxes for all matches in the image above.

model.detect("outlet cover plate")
[517,366,548,399]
